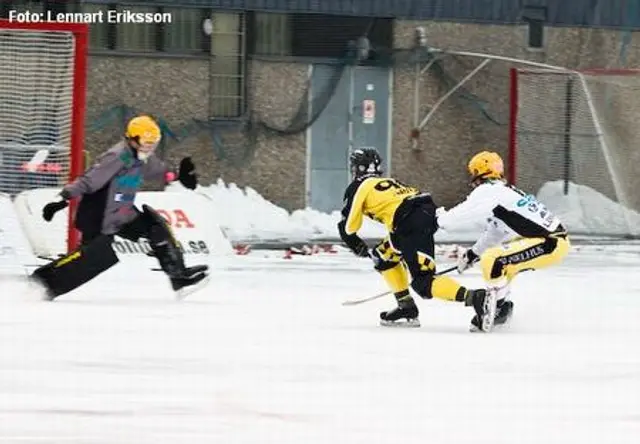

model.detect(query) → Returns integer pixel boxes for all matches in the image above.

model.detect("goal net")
[0,20,87,254]
[510,68,640,239]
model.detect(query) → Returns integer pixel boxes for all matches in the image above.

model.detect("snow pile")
[537,181,640,237]
[170,178,639,243]
[169,180,481,242]
[0,192,37,275]
[169,180,387,242]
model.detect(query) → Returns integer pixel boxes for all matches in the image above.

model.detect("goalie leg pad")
[32,235,119,299]
[141,204,187,278]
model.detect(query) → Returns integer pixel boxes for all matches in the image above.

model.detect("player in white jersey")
[436,151,571,332]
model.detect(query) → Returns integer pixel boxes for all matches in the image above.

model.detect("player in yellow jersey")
[338,148,494,329]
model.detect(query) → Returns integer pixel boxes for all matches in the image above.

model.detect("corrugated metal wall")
[83,0,640,28]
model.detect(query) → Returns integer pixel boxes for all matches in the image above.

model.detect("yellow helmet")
[125,115,161,145]
[467,151,504,182]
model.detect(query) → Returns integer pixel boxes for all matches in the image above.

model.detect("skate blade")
[470,308,513,333]
[185,264,209,275]
[380,318,421,328]
[470,316,513,333]
[175,273,210,301]
[480,290,498,333]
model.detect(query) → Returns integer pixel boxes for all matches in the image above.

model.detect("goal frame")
[0,19,88,253]
[508,66,640,188]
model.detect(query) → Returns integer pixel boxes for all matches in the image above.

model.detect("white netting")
[514,69,640,238]
[0,27,75,196]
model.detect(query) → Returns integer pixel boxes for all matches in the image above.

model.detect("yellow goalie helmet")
[467,151,504,182]
[125,115,161,145]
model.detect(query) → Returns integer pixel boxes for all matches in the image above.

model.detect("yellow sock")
[380,263,409,293]
[431,275,468,302]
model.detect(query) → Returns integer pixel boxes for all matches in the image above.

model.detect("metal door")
[308,64,391,213]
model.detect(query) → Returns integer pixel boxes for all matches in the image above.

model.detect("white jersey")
[437,180,565,255]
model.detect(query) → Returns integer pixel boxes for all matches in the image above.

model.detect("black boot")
[494,300,514,326]
[470,299,515,331]
[152,240,187,278]
[380,291,420,327]
[171,265,210,300]
[465,288,497,332]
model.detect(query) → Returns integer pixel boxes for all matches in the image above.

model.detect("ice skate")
[171,265,210,300]
[470,300,514,332]
[494,300,514,326]
[380,299,420,328]
[465,288,497,333]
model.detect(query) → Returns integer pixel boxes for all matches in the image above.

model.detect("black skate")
[171,265,210,300]
[470,299,514,332]
[465,288,497,333]
[494,300,514,326]
[380,300,420,328]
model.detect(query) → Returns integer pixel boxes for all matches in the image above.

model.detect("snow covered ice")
[1,241,640,444]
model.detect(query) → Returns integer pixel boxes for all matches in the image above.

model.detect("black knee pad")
[409,250,437,298]
[410,274,435,299]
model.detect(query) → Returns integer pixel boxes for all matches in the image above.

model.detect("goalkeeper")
[31,115,209,300]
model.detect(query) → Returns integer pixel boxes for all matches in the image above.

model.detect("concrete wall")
[84,22,640,212]
[85,57,307,209]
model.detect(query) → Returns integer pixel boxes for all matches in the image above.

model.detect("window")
[522,5,547,50]
[84,2,112,50]
[163,8,207,54]
[209,12,246,117]
[116,5,157,52]
[7,0,44,15]
[252,13,291,56]
[527,20,545,49]
[249,13,393,59]
[83,2,209,55]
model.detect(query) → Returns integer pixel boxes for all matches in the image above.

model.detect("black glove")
[178,157,197,190]
[42,200,68,222]
[346,236,370,258]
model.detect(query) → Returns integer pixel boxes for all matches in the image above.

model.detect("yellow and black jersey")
[340,176,421,235]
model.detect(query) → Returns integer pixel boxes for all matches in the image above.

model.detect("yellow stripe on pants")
[480,236,571,285]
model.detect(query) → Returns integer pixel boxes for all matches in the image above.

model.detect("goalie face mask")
[135,141,158,162]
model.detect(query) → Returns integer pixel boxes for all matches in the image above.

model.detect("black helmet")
[349,148,383,178]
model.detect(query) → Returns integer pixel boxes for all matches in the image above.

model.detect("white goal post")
[0,19,88,253]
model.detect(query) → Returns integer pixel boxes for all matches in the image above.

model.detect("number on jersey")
[374,179,415,196]
[516,194,555,228]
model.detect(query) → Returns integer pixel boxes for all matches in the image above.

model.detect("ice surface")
[1,244,639,444]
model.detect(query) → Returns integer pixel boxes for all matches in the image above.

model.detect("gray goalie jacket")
[61,141,169,236]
